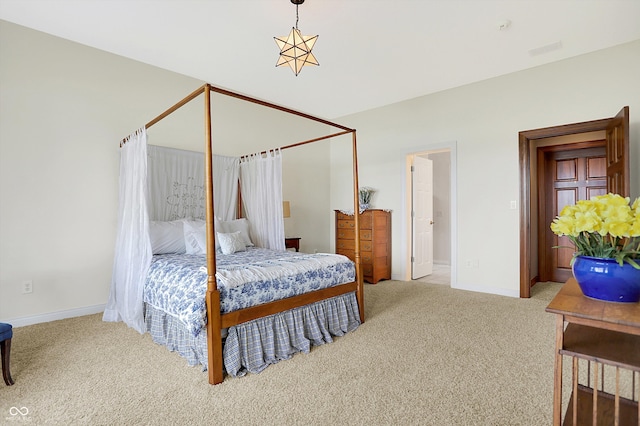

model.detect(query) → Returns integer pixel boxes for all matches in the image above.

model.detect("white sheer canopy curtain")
[147,145,239,221]
[212,155,240,221]
[103,128,151,333]
[239,149,285,250]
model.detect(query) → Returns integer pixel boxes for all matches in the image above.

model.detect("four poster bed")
[104,84,365,384]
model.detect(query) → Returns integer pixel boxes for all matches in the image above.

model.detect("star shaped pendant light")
[274,0,318,76]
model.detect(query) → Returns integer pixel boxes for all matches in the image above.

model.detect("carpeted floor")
[1,280,563,425]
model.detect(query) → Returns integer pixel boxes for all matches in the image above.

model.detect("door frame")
[404,141,457,286]
[519,118,612,298]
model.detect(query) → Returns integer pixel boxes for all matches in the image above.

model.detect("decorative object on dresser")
[285,237,301,252]
[358,187,375,211]
[550,193,640,303]
[336,209,391,284]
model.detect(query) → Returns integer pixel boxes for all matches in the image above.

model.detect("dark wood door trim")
[518,118,611,298]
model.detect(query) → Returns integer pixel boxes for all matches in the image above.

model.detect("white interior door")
[412,156,433,279]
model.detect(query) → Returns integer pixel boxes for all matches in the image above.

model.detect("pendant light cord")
[295,4,299,29]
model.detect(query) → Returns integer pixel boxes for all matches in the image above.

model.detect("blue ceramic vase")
[572,256,640,303]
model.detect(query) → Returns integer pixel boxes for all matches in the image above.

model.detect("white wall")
[0,21,332,324]
[332,39,640,296]
[2,20,638,324]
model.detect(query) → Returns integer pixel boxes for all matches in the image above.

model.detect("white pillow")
[221,218,253,247]
[183,220,207,255]
[213,216,222,250]
[217,231,246,255]
[149,220,186,254]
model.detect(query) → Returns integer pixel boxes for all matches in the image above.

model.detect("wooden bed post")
[351,131,365,324]
[203,84,224,385]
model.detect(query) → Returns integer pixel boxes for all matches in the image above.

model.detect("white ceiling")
[2,0,640,119]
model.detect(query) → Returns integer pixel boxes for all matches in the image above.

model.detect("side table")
[285,237,301,252]
[545,278,640,425]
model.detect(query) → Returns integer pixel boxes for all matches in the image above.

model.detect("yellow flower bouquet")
[550,193,640,269]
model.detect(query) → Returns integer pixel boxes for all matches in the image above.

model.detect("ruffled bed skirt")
[144,291,360,378]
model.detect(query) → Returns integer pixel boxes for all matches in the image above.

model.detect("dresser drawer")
[336,212,352,221]
[336,239,354,250]
[337,219,356,229]
[336,248,372,263]
[336,228,355,240]
[362,264,373,276]
[359,213,372,229]
[336,212,372,229]
[336,239,373,251]
[336,248,354,261]
[337,227,371,241]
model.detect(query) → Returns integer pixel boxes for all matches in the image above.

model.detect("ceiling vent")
[529,41,563,56]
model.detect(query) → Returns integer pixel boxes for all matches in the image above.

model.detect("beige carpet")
[1,280,562,425]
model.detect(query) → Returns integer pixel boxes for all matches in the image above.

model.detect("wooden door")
[540,144,606,283]
[412,156,433,279]
[606,106,630,196]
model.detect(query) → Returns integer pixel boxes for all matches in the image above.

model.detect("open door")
[412,155,433,279]
[606,106,630,196]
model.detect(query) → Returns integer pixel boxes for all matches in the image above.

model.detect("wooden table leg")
[553,314,564,426]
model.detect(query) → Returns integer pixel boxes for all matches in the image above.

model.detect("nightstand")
[284,237,301,252]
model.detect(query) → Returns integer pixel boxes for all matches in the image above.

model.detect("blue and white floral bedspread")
[143,248,356,337]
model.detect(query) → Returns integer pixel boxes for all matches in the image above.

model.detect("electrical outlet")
[22,280,33,294]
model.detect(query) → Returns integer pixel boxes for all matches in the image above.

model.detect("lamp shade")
[274,28,319,76]
[283,201,291,218]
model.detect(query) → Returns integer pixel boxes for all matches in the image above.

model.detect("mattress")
[143,248,356,337]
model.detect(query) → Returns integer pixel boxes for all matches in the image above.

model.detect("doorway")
[518,107,629,298]
[405,146,456,286]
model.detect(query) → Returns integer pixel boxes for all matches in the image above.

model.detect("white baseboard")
[0,282,517,328]
[452,282,519,298]
[3,304,105,328]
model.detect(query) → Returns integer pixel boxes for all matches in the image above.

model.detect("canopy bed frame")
[121,83,364,385]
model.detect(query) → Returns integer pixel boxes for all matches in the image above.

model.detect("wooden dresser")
[335,209,391,284]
